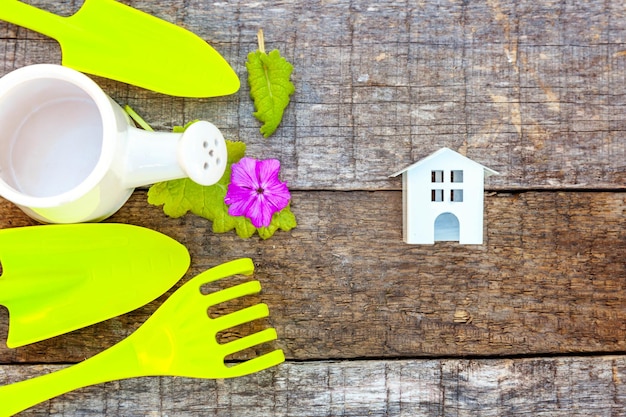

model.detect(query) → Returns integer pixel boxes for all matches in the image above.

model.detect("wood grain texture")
[0,0,625,415]
[1,356,625,416]
[1,190,623,363]
[1,0,624,190]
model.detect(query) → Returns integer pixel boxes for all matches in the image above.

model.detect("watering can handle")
[0,0,71,39]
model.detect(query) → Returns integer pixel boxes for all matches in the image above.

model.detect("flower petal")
[246,195,274,227]
[224,183,255,208]
[230,157,260,190]
[227,195,257,218]
[256,159,281,186]
[265,186,290,211]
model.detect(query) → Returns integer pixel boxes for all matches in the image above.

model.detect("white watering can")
[0,64,227,223]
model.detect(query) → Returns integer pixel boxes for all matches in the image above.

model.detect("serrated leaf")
[257,203,297,239]
[246,49,295,138]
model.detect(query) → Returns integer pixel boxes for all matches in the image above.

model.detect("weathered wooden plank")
[1,0,623,414]
[0,0,624,190]
[0,190,624,362]
[1,356,625,416]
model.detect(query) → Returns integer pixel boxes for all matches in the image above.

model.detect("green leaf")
[246,48,295,138]
[257,203,298,239]
[147,123,296,239]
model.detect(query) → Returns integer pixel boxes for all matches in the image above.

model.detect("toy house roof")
[390,147,499,178]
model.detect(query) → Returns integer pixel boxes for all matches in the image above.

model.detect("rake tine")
[212,304,269,331]
[220,328,278,357]
[224,349,286,378]
[204,281,262,308]
[190,258,255,287]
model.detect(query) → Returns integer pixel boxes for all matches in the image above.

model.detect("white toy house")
[391,148,498,244]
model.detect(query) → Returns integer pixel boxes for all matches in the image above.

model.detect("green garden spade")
[0,0,240,97]
[0,223,190,348]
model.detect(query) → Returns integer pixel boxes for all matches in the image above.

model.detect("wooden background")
[1,0,625,415]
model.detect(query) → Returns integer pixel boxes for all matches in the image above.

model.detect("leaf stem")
[124,105,154,132]
[257,28,265,54]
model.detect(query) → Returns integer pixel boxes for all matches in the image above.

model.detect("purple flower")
[224,158,291,228]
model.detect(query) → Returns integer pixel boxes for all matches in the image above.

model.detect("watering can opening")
[0,66,116,210]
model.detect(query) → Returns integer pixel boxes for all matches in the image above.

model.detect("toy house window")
[431,189,444,202]
[451,189,463,202]
[451,170,464,183]
[431,170,444,183]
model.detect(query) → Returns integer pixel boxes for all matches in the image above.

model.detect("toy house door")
[434,212,460,241]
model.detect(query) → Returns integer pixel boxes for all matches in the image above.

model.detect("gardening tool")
[0,64,227,223]
[0,223,190,348]
[0,258,285,416]
[0,0,240,97]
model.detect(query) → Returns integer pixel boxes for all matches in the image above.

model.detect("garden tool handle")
[0,0,71,39]
[0,340,139,416]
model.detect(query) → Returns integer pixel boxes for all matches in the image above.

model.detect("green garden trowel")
[0,0,240,97]
[0,223,190,348]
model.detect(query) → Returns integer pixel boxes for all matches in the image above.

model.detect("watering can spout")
[122,121,228,189]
